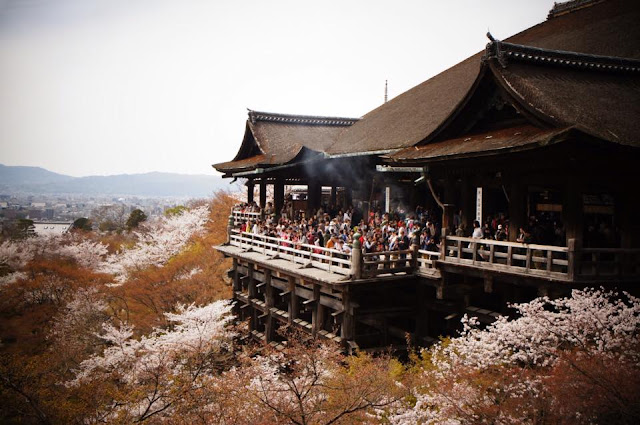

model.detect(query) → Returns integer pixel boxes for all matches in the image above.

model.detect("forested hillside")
[1,193,638,424]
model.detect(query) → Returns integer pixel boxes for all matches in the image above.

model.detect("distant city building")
[28,209,43,220]
[33,222,73,236]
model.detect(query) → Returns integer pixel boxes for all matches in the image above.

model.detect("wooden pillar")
[441,204,455,235]
[567,238,582,281]
[460,176,474,231]
[330,186,337,207]
[308,181,322,215]
[414,283,429,345]
[288,276,298,324]
[264,270,275,342]
[617,190,637,249]
[444,176,457,206]
[247,263,257,331]
[508,182,527,242]
[345,185,353,207]
[274,178,285,217]
[341,286,355,343]
[247,264,257,299]
[259,180,267,209]
[483,275,493,293]
[311,284,321,337]
[247,179,254,204]
[563,176,584,245]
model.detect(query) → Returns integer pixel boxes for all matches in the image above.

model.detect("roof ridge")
[548,0,606,19]
[483,36,640,74]
[247,109,359,126]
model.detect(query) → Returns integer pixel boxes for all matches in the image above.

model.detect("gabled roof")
[386,40,640,163]
[213,110,358,174]
[327,0,640,155]
[487,42,640,147]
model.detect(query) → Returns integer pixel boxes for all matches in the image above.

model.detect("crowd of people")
[236,198,622,250]
[232,200,567,257]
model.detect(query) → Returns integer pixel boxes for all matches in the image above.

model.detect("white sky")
[0,0,551,177]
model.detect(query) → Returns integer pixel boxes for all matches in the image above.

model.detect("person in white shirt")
[472,220,483,239]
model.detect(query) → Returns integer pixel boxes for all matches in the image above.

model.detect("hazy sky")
[0,0,551,177]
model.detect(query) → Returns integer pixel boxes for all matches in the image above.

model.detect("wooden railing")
[441,236,570,279]
[230,230,352,276]
[362,249,415,278]
[226,218,639,282]
[577,248,640,280]
[232,210,262,226]
[417,249,440,273]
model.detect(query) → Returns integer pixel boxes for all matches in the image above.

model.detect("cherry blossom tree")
[68,300,235,422]
[227,334,405,425]
[389,288,640,424]
[98,205,209,283]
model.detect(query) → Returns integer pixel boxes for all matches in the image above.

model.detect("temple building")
[213,0,640,351]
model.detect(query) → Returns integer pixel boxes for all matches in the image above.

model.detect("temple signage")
[476,187,483,224]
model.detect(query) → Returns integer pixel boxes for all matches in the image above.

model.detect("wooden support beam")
[340,286,355,343]
[312,284,321,337]
[247,179,254,204]
[508,182,526,242]
[247,263,257,331]
[563,175,584,245]
[259,180,267,209]
[288,276,298,324]
[484,275,493,293]
[415,283,429,344]
[232,258,240,292]
[274,177,285,217]
[247,263,257,299]
[264,270,275,343]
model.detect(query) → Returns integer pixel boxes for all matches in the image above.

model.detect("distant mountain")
[0,164,74,185]
[0,164,233,197]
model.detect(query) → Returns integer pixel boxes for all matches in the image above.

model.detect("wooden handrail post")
[440,228,448,261]
[411,243,419,270]
[352,232,362,280]
[567,238,581,280]
[227,214,234,244]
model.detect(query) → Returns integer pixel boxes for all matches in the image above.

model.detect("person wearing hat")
[495,224,507,241]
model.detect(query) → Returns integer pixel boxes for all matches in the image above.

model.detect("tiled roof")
[213,111,358,174]
[327,0,640,155]
[492,60,640,147]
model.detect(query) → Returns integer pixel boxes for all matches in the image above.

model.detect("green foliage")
[164,205,187,217]
[72,217,93,232]
[13,219,35,240]
[126,209,147,231]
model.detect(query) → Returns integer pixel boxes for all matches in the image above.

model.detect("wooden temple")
[213,0,640,351]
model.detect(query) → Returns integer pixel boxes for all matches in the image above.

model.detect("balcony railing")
[231,210,262,226]
[226,212,639,283]
[578,248,640,280]
[441,236,570,279]
[230,230,351,276]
